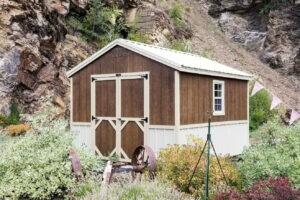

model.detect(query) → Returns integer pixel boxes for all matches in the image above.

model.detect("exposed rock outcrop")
[206,0,300,76]
[0,0,94,113]
[0,0,188,115]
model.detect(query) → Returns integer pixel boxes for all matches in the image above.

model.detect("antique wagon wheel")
[131,146,157,180]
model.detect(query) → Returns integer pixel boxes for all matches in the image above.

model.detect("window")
[213,80,225,116]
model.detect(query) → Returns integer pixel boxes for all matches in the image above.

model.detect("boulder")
[38,64,58,82]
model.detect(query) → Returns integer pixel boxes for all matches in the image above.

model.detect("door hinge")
[116,73,121,77]
[141,74,148,79]
[141,117,148,123]
[92,115,98,121]
[91,77,96,82]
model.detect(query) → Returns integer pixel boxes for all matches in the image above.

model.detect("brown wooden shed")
[67,39,252,161]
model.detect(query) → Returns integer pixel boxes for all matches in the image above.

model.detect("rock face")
[0,0,94,114]
[206,0,300,76]
[0,0,187,115]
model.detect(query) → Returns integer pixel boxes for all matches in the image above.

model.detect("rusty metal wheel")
[131,145,157,180]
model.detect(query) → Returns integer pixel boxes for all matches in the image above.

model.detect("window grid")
[213,81,225,115]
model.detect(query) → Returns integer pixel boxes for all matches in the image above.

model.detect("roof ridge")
[118,39,247,73]
[118,38,202,58]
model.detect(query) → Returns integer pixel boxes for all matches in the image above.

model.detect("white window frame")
[213,80,225,116]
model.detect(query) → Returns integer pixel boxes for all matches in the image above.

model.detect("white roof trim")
[67,39,252,80]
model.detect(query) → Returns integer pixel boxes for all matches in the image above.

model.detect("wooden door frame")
[91,71,150,161]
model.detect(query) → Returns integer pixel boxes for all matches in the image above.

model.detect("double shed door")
[91,72,149,161]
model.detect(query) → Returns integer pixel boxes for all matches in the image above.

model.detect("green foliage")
[250,89,276,131]
[170,4,183,19]
[169,39,193,52]
[127,30,149,43]
[0,103,21,127]
[70,175,101,198]
[199,49,215,60]
[127,20,150,43]
[67,0,124,46]
[83,179,193,200]
[259,2,277,15]
[259,0,293,15]
[0,105,105,199]
[157,137,242,198]
[238,120,300,188]
[170,4,186,30]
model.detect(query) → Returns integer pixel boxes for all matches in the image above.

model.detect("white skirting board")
[70,121,249,157]
[179,122,249,156]
[71,124,93,152]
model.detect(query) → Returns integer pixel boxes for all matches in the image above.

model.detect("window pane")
[215,104,222,111]
[215,99,222,105]
[215,91,221,97]
[214,84,221,90]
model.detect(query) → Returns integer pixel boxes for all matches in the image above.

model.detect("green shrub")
[84,179,193,200]
[157,137,242,199]
[0,103,21,127]
[170,4,187,30]
[169,39,193,52]
[67,0,124,46]
[238,120,300,188]
[170,4,183,19]
[259,2,277,15]
[0,105,105,199]
[249,89,276,131]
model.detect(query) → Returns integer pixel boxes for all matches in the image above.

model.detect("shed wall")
[72,46,175,125]
[180,72,248,124]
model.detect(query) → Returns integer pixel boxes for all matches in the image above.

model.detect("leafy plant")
[170,4,186,30]
[0,105,105,199]
[238,120,300,188]
[84,178,193,200]
[0,103,21,127]
[259,0,294,15]
[170,4,183,19]
[214,177,300,200]
[169,39,193,52]
[157,137,242,198]
[127,19,150,43]
[67,0,125,46]
[249,89,276,131]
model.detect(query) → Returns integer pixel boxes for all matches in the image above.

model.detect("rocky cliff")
[0,0,299,115]
[206,0,300,76]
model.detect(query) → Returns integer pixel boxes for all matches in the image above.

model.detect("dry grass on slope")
[158,0,300,111]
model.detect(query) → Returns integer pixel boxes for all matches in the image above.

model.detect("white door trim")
[91,72,150,162]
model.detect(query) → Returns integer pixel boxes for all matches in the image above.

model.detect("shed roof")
[67,39,252,80]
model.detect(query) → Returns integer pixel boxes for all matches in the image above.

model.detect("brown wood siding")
[72,46,175,125]
[95,120,116,156]
[121,121,144,159]
[95,80,116,117]
[180,73,248,125]
[121,79,144,118]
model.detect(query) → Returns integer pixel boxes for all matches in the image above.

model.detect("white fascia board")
[66,40,120,77]
[179,66,252,80]
[67,39,253,80]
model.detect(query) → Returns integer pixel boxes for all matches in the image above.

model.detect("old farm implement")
[100,145,157,185]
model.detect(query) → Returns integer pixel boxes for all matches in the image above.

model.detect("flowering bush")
[238,120,300,188]
[157,137,242,198]
[214,177,300,200]
[0,105,104,199]
[84,178,193,200]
